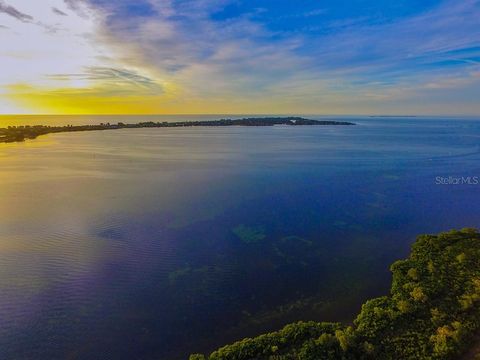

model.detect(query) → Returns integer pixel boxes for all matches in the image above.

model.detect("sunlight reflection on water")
[0,116,480,359]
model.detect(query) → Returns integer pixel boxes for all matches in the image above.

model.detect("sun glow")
[1,0,480,115]
[0,0,154,114]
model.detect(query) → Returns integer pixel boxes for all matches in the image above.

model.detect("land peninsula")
[0,117,355,144]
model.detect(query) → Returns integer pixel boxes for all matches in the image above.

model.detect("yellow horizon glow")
[4,83,184,115]
[3,82,349,116]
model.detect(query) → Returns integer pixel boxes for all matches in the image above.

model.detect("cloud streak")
[0,0,33,22]
[1,0,480,114]
[52,7,67,16]
[86,0,480,113]
[48,66,163,92]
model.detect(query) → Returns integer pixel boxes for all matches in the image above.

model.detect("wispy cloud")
[275,8,327,20]
[48,66,163,92]
[304,0,480,75]
[0,0,114,113]
[88,0,479,112]
[52,7,67,16]
[0,0,33,22]
[93,0,308,99]
[63,0,90,18]
[1,0,480,114]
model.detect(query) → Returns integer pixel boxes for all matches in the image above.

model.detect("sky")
[0,0,479,115]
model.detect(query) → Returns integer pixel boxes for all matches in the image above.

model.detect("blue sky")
[0,0,479,114]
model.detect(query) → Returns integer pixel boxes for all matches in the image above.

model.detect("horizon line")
[1,113,479,118]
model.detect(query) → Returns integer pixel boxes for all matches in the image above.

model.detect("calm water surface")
[1,116,480,359]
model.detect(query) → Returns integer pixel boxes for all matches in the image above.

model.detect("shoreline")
[191,229,480,360]
[0,117,355,144]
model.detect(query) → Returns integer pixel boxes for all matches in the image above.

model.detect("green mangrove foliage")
[190,228,480,360]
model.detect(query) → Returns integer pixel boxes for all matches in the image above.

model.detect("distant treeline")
[190,229,480,360]
[0,117,355,143]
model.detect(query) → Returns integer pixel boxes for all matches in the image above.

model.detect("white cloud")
[89,0,480,113]
[0,0,116,112]
[1,0,480,114]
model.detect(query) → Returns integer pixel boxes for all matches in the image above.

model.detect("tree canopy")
[190,228,480,360]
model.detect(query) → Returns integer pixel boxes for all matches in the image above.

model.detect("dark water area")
[1,116,480,359]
